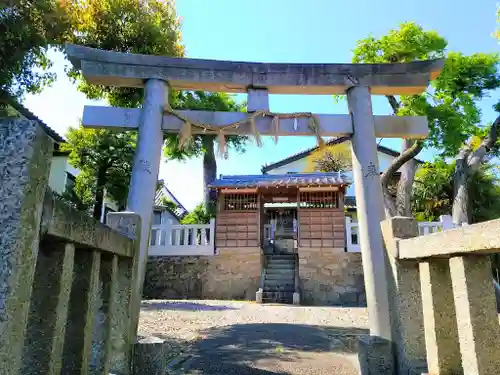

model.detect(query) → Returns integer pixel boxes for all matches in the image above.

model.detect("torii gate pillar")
[347,86,391,341]
[127,78,167,309]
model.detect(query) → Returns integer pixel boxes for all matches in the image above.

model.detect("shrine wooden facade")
[211,173,347,249]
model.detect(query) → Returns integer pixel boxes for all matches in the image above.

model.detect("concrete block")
[357,335,395,375]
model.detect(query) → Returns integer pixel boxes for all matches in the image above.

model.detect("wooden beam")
[219,188,258,194]
[298,186,340,192]
[82,106,429,139]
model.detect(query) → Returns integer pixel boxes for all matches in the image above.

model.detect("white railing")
[346,215,457,253]
[149,219,216,256]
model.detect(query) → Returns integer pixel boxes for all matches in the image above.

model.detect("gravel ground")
[138,300,369,374]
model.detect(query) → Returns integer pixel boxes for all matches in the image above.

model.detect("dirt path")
[139,300,369,374]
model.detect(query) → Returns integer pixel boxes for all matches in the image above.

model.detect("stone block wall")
[143,247,261,301]
[298,247,365,306]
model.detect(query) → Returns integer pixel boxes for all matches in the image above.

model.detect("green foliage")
[164,91,247,161]
[0,0,71,98]
[412,160,454,221]
[62,0,184,108]
[352,22,500,157]
[158,196,178,213]
[180,203,212,224]
[53,188,93,214]
[352,22,447,64]
[412,160,500,223]
[61,127,135,215]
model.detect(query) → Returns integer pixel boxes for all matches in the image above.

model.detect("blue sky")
[24,0,499,210]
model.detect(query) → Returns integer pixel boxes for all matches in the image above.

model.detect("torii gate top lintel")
[65,44,444,95]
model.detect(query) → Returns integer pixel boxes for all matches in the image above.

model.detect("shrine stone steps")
[262,252,297,304]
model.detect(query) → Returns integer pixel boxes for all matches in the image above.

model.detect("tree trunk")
[396,139,417,217]
[202,135,217,213]
[381,95,420,218]
[380,140,423,218]
[452,115,500,225]
[93,168,107,220]
[453,152,470,225]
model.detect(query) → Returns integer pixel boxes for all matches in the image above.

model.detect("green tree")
[413,159,500,224]
[55,0,183,218]
[165,91,247,213]
[62,0,184,107]
[0,0,71,99]
[61,128,135,219]
[63,1,248,215]
[180,203,211,225]
[352,22,500,222]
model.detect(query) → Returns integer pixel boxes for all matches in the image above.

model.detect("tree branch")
[381,140,424,190]
[385,95,400,114]
[467,114,500,170]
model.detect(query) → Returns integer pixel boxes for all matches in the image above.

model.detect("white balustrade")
[149,219,216,256]
[346,215,458,252]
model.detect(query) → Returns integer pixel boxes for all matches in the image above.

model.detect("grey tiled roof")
[155,183,188,219]
[210,172,349,189]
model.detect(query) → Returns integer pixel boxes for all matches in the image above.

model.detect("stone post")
[107,212,142,374]
[450,255,500,375]
[346,86,391,341]
[22,242,75,375]
[126,78,167,331]
[419,259,462,374]
[133,337,169,375]
[381,217,426,375]
[0,119,53,375]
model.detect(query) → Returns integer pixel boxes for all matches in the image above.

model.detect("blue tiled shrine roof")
[210,172,350,189]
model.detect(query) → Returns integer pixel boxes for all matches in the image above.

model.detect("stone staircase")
[262,251,297,304]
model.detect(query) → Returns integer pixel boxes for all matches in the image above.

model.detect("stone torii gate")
[66,44,443,343]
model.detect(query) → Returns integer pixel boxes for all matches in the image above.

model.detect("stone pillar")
[450,255,500,375]
[126,79,167,333]
[61,250,101,374]
[0,119,53,375]
[107,212,142,374]
[381,217,426,374]
[346,86,391,340]
[22,242,75,375]
[419,259,462,374]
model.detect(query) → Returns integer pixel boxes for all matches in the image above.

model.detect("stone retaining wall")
[144,246,365,307]
[298,248,366,306]
[143,247,261,301]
